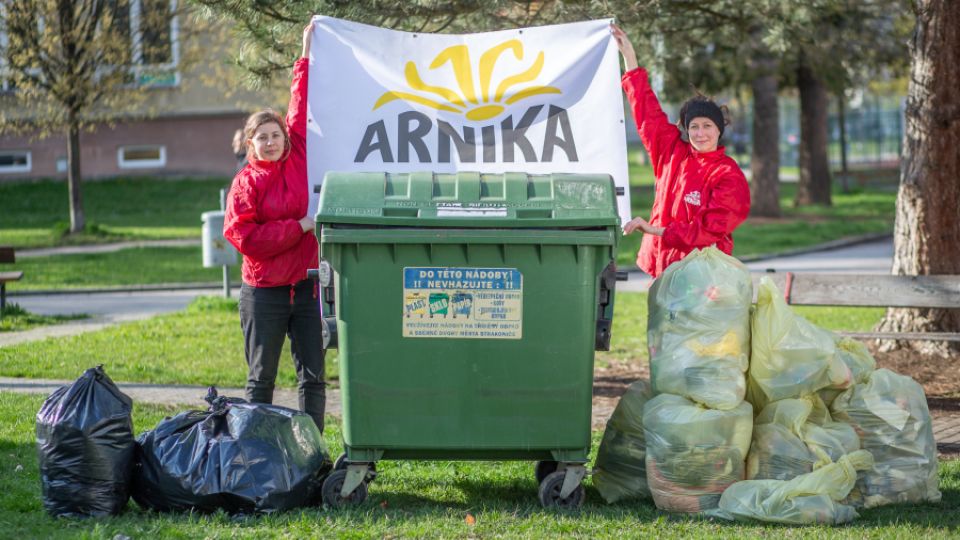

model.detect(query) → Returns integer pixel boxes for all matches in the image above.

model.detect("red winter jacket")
[622,68,750,278]
[224,58,317,288]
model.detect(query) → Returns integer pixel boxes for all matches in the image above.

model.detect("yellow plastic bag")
[747,277,852,411]
[820,337,877,406]
[747,395,860,481]
[831,368,941,508]
[648,248,752,410]
[643,394,753,513]
[710,450,874,525]
[592,380,653,503]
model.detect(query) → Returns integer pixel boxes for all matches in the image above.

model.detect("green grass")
[0,177,230,248]
[5,246,241,291]
[0,296,339,386]
[0,303,88,332]
[0,391,956,538]
[0,294,881,388]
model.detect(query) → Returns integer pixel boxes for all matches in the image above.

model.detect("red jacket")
[224,58,317,288]
[622,68,750,278]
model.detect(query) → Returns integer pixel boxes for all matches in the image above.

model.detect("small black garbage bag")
[133,388,332,513]
[36,365,135,518]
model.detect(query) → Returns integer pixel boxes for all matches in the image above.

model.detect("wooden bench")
[0,246,24,311]
[753,272,960,342]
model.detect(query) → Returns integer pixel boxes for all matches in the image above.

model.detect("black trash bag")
[133,388,332,513]
[36,365,135,518]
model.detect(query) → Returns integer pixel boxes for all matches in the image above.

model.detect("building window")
[110,0,180,87]
[0,151,31,173]
[118,145,166,169]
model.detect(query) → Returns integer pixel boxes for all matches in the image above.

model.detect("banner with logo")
[306,16,630,222]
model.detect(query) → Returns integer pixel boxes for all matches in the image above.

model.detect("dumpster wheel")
[538,470,585,509]
[334,453,378,480]
[534,460,558,484]
[321,469,369,508]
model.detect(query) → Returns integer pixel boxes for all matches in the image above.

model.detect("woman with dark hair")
[223,20,326,431]
[612,24,750,279]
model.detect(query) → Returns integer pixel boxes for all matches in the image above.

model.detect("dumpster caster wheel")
[321,469,368,508]
[333,454,377,480]
[538,471,584,509]
[534,460,558,484]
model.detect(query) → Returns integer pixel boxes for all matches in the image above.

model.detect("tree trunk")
[837,92,850,193]
[877,0,960,355]
[795,61,832,206]
[747,31,780,218]
[67,114,85,234]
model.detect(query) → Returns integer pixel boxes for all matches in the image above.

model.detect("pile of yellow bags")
[593,253,942,525]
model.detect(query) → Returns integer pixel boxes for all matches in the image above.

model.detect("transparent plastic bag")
[747,277,852,411]
[820,337,877,406]
[643,394,753,513]
[710,450,874,525]
[593,380,653,503]
[830,369,941,508]
[747,395,859,481]
[648,247,752,410]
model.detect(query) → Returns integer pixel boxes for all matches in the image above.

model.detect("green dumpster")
[315,172,620,508]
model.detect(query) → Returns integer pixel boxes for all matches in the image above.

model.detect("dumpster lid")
[316,172,620,228]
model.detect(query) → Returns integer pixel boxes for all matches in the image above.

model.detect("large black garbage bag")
[36,366,135,517]
[133,388,332,513]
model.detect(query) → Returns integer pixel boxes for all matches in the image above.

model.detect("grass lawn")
[6,246,241,291]
[0,296,337,386]
[0,177,230,248]
[0,294,884,387]
[0,391,956,538]
[0,303,87,333]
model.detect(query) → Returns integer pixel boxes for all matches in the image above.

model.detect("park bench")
[754,272,960,342]
[0,246,24,311]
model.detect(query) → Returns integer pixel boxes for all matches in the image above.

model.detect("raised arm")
[612,24,682,178]
[286,21,314,153]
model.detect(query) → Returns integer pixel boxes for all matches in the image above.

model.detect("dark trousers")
[239,280,326,431]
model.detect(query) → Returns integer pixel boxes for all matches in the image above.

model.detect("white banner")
[307,16,630,222]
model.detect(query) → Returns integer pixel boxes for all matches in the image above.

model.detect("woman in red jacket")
[223,21,325,431]
[612,25,750,279]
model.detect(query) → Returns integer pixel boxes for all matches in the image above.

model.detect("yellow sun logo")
[373,39,562,122]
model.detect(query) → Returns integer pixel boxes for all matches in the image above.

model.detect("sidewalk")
[2,375,957,454]
[17,238,200,258]
[0,376,340,414]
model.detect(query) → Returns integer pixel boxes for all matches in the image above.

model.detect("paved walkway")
[17,238,199,258]
[0,376,341,415]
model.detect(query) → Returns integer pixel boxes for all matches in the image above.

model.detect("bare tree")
[876,0,960,355]
[0,0,183,234]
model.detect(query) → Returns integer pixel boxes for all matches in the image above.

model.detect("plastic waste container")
[314,172,620,508]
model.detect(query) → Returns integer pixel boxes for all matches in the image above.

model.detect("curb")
[9,283,236,297]
[17,238,201,258]
[737,232,893,264]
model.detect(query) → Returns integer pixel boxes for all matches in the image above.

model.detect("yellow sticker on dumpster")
[402,267,522,339]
